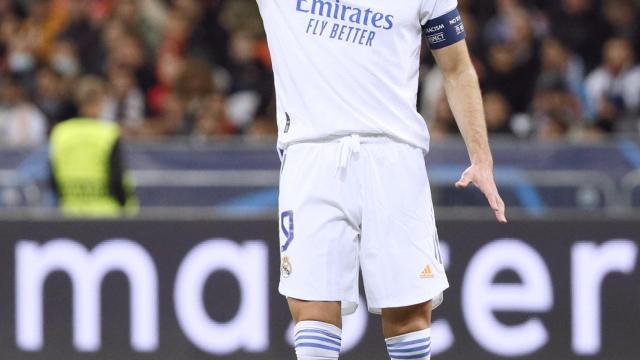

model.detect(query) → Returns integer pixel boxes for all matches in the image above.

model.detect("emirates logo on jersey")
[296,0,395,48]
[296,0,395,30]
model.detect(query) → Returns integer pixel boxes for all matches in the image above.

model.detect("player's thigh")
[278,143,361,310]
[359,143,448,313]
[288,298,342,328]
[381,301,432,338]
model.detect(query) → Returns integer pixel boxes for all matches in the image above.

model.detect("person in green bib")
[49,76,138,217]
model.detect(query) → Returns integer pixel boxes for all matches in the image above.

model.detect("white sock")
[386,328,431,360]
[294,320,342,360]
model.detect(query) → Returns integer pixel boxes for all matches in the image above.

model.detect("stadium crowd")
[0,0,639,148]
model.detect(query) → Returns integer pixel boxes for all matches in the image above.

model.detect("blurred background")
[0,0,639,215]
[0,0,639,360]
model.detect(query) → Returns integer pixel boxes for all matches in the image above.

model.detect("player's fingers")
[478,183,506,222]
[481,186,499,210]
[475,179,495,202]
[455,172,473,189]
[494,195,507,223]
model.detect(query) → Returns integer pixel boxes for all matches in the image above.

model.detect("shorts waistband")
[278,134,422,174]
[282,134,396,150]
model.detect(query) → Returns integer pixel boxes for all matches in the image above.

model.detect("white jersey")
[257,0,459,152]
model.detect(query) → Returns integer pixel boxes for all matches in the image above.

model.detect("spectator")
[58,0,102,74]
[538,108,572,140]
[484,43,535,113]
[145,92,186,138]
[32,66,75,129]
[156,8,192,59]
[483,8,541,113]
[246,116,278,141]
[429,95,458,140]
[602,0,640,54]
[0,13,21,75]
[219,0,264,38]
[193,93,235,139]
[538,38,587,113]
[585,38,640,132]
[48,75,137,217]
[419,65,444,123]
[484,92,514,135]
[550,0,606,70]
[112,0,140,31]
[0,76,47,147]
[173,57,216,135]
[148,52,184,115]
[225,29,273,131]
[184,0,230,66]
[532,71,582,137]
[48,39,81,78]
[102,64,146,134]
[6,33,37,78]
[107,33,155,94]
[0,0,638,143]
[20,0,63,57]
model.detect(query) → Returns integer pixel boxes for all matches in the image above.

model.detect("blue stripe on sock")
[296,342,340,352]
[294,335,341,347]
[390,351,431,360]
[295,329,341,341]
[387,338,430,348]
[388,344,431,354]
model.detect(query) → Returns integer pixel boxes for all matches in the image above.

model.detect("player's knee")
[382,301,432,338]
[384,303,433,360]
[288,298,342,328]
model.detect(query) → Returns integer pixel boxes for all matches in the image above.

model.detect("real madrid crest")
[281,255,292,278]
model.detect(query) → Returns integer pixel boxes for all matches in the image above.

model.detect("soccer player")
[257,1,507,359]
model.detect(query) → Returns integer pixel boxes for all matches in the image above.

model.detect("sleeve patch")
[422,8,466,50]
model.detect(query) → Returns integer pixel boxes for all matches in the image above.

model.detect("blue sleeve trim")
[422,8,466,50]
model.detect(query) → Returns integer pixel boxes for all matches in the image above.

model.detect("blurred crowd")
[0,0,639,148]
[0,0,275,148]
[425,0,640,141]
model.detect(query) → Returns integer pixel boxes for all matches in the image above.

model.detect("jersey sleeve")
[420,0,466,50]
[420,0,458,25]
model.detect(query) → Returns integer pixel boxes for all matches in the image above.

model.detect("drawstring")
[336,134,361,175]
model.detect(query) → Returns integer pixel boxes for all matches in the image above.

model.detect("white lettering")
[428,33,446,44]
[462,239,553,356]
[16,239,158,352]
[174,239,268,354]
[571,240,637,355]
[426,24,445,33]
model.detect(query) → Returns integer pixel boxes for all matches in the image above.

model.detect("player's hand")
[455,164,507,223]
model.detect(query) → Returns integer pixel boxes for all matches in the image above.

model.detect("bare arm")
[432,41,507,223]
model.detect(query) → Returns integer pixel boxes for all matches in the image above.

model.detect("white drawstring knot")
[336,134,361,175]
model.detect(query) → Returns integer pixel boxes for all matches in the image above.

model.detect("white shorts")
[278,135,449,315]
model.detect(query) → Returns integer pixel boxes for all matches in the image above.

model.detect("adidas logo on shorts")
[420,265,434,279]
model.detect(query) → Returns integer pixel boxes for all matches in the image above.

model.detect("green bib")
[50,119,123,217]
